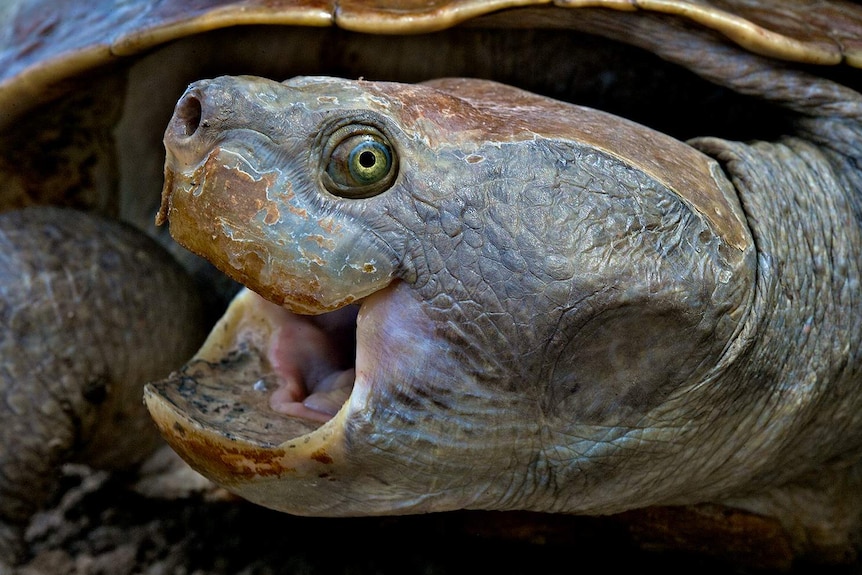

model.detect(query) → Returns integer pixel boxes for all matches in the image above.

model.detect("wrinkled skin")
[156,71,756,508]
[148,14,862,560]
[0,207,205,564]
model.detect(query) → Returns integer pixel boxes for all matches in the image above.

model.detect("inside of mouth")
[265,302,359,423]
[149,289,360,446]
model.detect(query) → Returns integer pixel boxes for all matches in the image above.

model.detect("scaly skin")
[585,10,862,543]
[154,70,757,511]
[147,13,862,562]
[0,207,205,564]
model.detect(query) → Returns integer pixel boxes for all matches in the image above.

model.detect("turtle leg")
[0,385,77,564]
[0,207,206,564]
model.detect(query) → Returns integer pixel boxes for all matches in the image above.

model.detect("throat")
[266,303,359,423]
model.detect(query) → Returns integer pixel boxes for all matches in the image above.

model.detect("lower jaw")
[141,287,366,504]
[145,287,359,449]
[142,280,460,517]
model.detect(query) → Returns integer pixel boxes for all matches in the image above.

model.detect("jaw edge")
[143,287,355,514]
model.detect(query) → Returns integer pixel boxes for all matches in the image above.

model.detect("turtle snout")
[173,90,203,138]
[163,81,220,170]
[159,81,223,226]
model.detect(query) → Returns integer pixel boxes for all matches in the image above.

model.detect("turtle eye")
[323,126,397,198]
[346,138,391,184]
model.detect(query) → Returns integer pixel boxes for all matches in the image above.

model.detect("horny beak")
[143,288,351,503]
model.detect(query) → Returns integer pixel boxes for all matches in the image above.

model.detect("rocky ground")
[10,452,862,575]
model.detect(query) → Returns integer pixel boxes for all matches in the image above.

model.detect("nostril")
[176,94,203,137]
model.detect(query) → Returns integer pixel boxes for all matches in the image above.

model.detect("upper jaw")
[160,133,397,316]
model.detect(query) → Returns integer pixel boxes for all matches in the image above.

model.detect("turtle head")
[153,74,539,514]
[148,75,755,516]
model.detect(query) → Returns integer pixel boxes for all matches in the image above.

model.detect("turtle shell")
[2,0,862,110]
[1,0,860,227]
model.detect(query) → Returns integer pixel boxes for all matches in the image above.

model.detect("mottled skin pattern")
[159,67,861,504]
[0,208,205,563]
[150,11,862,558]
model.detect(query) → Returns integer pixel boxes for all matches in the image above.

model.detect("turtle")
[149,68,862,564]
[1,0,861,570]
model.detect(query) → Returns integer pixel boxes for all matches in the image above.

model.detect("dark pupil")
[359,150,377,168]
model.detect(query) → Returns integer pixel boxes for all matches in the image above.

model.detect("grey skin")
[0,207,205,563]
[150,15,862,560]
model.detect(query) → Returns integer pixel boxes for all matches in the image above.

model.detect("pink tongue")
[266,308,355,422]
[303,369,355,415]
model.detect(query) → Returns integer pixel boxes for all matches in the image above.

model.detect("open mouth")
[143,261,436,513]
[145,287,367,449]
[264,298,359,423]
[142,284,382,502]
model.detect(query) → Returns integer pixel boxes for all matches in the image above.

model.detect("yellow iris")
[324,128,397,198]
[347,138,392,185]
